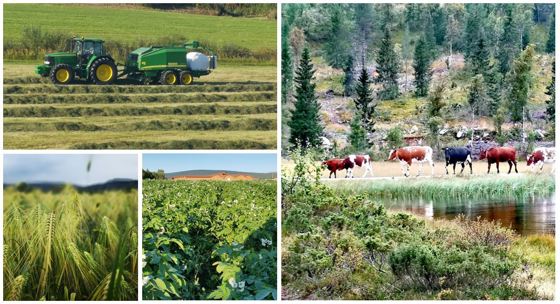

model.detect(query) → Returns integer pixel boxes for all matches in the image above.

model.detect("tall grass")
[328,175,555,201]
[3,187,138,300]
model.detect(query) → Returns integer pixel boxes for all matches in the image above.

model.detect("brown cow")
[388,146,434,177]
[322,158,354,178]
[479,147,518,174]
[527,147,555,173]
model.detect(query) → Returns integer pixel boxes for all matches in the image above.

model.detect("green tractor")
[36,37,217,85]
[36,37,117,85]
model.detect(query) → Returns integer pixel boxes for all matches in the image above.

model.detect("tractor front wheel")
[50,64,74,85]
[179,71,193,85]
[160,70,178,85]
[90,58,117,85]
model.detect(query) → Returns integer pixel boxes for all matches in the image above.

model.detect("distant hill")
[165,170,276,179]
[4,178,138,192]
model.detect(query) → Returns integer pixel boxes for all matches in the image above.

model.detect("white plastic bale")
[186,52,209,71]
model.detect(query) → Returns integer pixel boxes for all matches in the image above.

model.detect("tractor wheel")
[160,70,178,85]
[179,71,193,85]
[50,64,74,85]
[89,58,117,85]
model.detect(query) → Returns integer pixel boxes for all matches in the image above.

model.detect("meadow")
[3,64,277,149]
[142,180,277,300]
[3,186,138,301]
[281,151,555,300]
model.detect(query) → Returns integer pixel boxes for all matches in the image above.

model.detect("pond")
[380,195,555,235]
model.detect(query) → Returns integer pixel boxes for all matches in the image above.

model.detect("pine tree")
[349,116,367,151]
[288,48,323,148]
[507,44,535,123]
[323,7,351,69]
[353,68,376,138]
[467,74,489,116]
[545,61,555,122]
[471,37,491,76]
[427,81,446,118]
[376,27,401,100]
[483,57,502,116]
[281,23,293,104]
[413,37,431,97]
[546,12,555,53]
[343,55,354,96]
[463,4,484,63]
[499,6,519,75]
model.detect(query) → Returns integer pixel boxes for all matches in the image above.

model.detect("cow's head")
[388,149,397,161]
[479,150,487,160]
[526,154,534,166]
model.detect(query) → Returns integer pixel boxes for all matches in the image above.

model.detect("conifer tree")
[507,45,535,123]
[376,27,401,100]
[281,23,293,104]
[413,37,431,97]
[353,68,376,139]
[546,12,555,53]
[545,61,555,122]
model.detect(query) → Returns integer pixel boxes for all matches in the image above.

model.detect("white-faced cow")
[442,147,473,175]
[388,146,434,177]
[527,147,555,173]
[346,154,373,178]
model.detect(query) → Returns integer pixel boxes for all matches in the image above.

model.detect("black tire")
[89,57,117,85]
[159,70,178,85]
[50,64,74,85]
[179,71,194,85]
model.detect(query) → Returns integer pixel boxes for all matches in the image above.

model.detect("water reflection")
[380,195,555,235]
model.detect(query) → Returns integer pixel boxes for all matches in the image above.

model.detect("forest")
[282,3,555,158]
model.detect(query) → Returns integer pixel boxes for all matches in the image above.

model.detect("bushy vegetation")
[282,151,552,300]
[142,180,276,300]
[4,4,276,64]
[3,187,138,300]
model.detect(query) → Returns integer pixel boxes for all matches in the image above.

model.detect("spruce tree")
[376,27,401,100]
[413,37,430,97]
[471,38,490,76]
[467,74,488,116]
[349,116,367,151]
[323,7,351,69]
[507,44,535,123]
[288,48,323,148]
[483,57,502,115]
[343,55,354,96]
[281,23,293,104]
[546,12,555,53]
[545,61,555,122]
[353,68,376,138]
[499,6,519,75]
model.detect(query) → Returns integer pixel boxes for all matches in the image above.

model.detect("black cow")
[442,147,473,174]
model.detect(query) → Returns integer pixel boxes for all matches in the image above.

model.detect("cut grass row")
[4,130,276,149]
[4,113,276,132]
[3,91,275,104]
[4,101,276,117]
[4,83,276,94]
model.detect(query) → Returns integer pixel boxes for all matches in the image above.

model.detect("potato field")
[142,180,277,300]
[3,186,138,300]
[3,65,276,149]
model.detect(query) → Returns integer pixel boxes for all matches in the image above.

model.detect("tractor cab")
[36,37,117,85]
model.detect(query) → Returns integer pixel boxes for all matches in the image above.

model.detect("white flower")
[260,238,272,247]
[142,275,152,286]
[228,277,238,288]
[142,254,147,268]
[238,280,245,291]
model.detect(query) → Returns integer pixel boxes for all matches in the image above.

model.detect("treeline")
[3,26,276,64]
[142,169,166,180]
[282,3,555,151]
[142,3,276,19]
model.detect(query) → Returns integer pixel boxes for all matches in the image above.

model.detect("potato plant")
[142,180,277,300]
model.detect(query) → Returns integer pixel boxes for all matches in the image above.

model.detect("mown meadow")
[281,151,554,300]
[142,180,277,300]
[3,186,138,300]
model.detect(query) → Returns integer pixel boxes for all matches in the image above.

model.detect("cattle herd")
[322,145,556,178]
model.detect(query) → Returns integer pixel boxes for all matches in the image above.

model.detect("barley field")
[3,186,138,300]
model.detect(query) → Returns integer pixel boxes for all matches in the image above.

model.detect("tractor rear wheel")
[179,71,193,85]
[89,58,117,85]
[50,64,74,85]
[160,70,178,85]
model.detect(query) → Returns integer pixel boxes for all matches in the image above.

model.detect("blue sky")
[143,153,277,173]
[4,154,137,186]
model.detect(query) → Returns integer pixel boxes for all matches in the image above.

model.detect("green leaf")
[255,288,271,300]
[154,278,167,291]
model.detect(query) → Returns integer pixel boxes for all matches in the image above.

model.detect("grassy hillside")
[3,4,276,51]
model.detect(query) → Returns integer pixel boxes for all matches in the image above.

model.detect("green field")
[143,180,277,300]
[4,4,276,51]
[3,187,138,300]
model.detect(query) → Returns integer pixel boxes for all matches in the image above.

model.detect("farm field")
[142,180,277,300]
[3,64,277,149]
[3,187,138,300]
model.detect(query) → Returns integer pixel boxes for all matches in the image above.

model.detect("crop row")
[142,180,277,300]
[4,82,276,94]
[4,102,276,117]
[3,91,275,104]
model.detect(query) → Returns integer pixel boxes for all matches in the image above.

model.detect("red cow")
[527,147,555,173]
[479,147,518,174]
[346,154,373,178]
[322,158,354,178]
[388,146,434,177]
